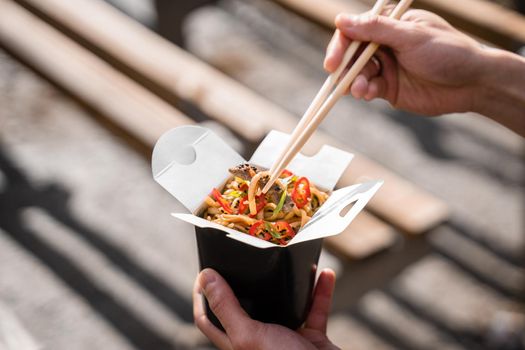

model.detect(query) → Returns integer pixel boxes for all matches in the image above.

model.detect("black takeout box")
[196,226,322,329]
[152,126,382,329]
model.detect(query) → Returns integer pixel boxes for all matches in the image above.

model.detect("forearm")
[474,48,525,137]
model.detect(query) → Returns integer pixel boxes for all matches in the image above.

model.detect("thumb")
[198,269,256,335]
[335,13,417,50]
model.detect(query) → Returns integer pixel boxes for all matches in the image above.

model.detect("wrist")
[473,47,525,116]
[472,46,500,114]
[469,46,525,136]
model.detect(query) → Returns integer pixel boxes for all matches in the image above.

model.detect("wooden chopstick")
[264,0,390,193]
[262,0,414,194]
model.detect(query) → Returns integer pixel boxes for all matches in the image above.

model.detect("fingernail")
[323,59,329,71]
[200,268,216,290]
[323,56,332,71]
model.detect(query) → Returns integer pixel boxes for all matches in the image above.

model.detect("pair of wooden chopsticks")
[262,0,414,194]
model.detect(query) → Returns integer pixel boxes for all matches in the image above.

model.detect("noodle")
[264,203,277,210]
[204,196,219,207]
[311,187,328,205]
[299,209,310,229]
[248,171,269,215]
[207,207,221,215]
[283,211,296,221]
[289,221,301,229]
[222,214,257,226]
[202,164,329,246]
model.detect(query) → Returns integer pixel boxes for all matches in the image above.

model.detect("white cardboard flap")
[152,126,245,213]
[249,130,353,191]
[289,180,384,245]
[152,126,383,249]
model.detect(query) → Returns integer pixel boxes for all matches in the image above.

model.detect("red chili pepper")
[248,194,267,218]
[280,169,293,178]
[248,220,264,237]
[211,188,233,214]
[249,220,295,245]
[256,194,267,212]
[291,177,311,209]
[274,221,295,237]
[274,222,295,244]
[239,183,249,191]
[237,196,248,215]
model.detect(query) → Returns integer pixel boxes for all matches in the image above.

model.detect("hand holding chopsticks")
[262,0,414,194]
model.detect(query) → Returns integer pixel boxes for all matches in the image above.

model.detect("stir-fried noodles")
[201,164,329,245]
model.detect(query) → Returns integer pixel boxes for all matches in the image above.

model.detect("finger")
[335,13,419,50]
[380,4,396,16]
[324,29,350,73]
[349,57,381,99]
[198,269,259,341]
[324,30,339,72]
[373,48,399,104]
[304,269,336,333]
[193,273,232,350]
[350,75,369,99]
[364,76,387,101]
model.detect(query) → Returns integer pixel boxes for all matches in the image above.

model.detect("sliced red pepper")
[248,220,264,236]
[280,169,293,178]
[248,194,267,218]
[274,222,296,245]
[248,220,272,241]
[211,188,233,214]
[256,194,267,213]
[237,195,248,215]
[248,220,295,245]
[274,221,295,238]
[291,177,311,209]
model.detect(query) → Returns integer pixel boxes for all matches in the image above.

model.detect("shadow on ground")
[0,146,193,350]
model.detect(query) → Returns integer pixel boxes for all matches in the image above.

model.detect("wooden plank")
[412,0,525,50]
[14,0,270,144]
[0,0,192,149]
[290,0,525,51]
[300,134,449,234]
[0,301,39,350]
[271,0,368,28]
[14,0,449,234]
[0,0,395,258]
[324,211,396,259]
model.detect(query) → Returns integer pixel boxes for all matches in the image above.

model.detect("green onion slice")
[264,221,282,239]
[272,190,288,217]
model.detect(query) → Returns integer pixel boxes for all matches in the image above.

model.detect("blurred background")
[0,0,524,349]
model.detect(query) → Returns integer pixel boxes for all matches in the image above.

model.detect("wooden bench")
[0,0,393,259]
[14,0,448,231]
[405,0,525,51]
[272,0,525,51]
[0,0,191,150]
[0,0,452,259]
[271,0,368,28]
